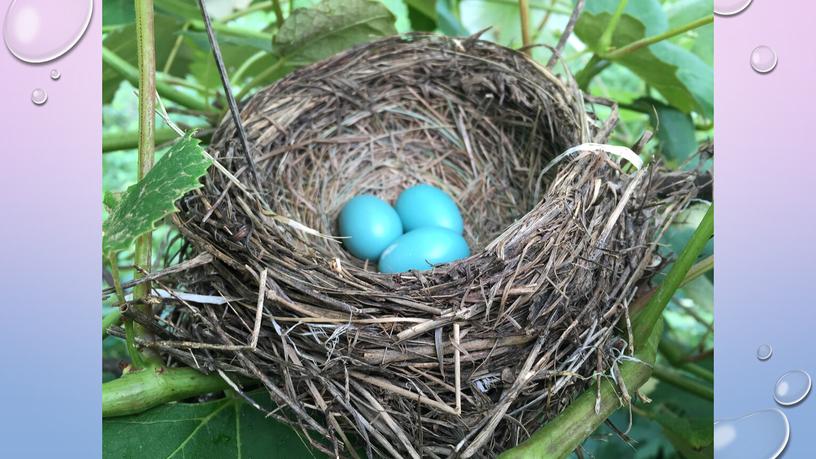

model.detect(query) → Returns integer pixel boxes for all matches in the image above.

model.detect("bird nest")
[129,34,697,457]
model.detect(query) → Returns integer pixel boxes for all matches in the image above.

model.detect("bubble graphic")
[714,0,753,16]
[3,0,93,63]
[774,370,812,406]
[751,46,778,74]
[757,344,773,361]
[714,409,789,459]
[50,69,60,80]
[31,88,47,105]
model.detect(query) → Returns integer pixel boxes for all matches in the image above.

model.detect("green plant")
[102,1,713,457]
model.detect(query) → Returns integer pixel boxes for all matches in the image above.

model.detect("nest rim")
[151,33,697,458]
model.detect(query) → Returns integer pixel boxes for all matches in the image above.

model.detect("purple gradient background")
[716,2,816,457]
[0,0,100,456]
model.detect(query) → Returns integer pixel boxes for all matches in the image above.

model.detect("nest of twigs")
[124,34,697,457]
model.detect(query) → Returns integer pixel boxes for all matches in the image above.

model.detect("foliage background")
[102,0,714,457]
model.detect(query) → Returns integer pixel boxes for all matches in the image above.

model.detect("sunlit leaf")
[575,0,713,117]
[275,0,397,64]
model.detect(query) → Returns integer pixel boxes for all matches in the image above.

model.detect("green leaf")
[460,0,522,46]
[649,404,714,457]
[103,133,211,256]
[435,0,468,36]
[103,0,135,26]
[666,0,712,30]
[581,410,675,458]
[660,202,714,262]
[379,0,412,33]
[636,98,698,163]
[405,0,436,31]
[103,391,319,458]
[575,0,714,117]
[103,191,123,213]
[154,0,205,20]
[275,0,397,64]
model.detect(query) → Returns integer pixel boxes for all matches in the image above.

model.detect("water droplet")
[714,0,753,16]
[757,344,773,361]
[31,88,47,105]
[50,69,60,80]
[3,0,93,63]
[751,46,778,74]
[714,409,789,459]
[774,370,812,406]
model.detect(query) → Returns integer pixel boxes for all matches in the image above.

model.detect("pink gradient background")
[716,1,816,456]
[0,0,100,456]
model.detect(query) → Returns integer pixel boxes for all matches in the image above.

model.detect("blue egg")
[338,195,403,261]
[395,184,464,234]
[379,227,470,273]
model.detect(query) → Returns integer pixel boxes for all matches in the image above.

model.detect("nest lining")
[126,34,696,458]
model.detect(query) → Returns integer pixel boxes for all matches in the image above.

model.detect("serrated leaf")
[103,133,211,256]
[103,191,123,213]
[275,0,397,64]
[103,391,319,458]
[575,0,713,117]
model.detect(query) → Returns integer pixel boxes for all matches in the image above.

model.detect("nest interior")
[130,34,695,458]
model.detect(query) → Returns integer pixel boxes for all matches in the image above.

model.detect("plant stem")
[531,0,557,42]
[103,367,230,417]
[102,309,122,339]
[518,0,531,54]
[132,0,161,366]
[633,204,714,344]
[682,254,713,287]
[103,128,179,153]
[651,364,713,401]
[162,22,191,74]
[575,54,610,90]
[598,0,628,53]
[602,15,713,60]
[271,0,284,26]
[658,336,714,382]
[103,47,215,114]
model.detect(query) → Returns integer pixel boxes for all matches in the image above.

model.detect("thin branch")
[651,364,713,400]
[271,0,284,26]
[546,0,583,68]
[633,205,714,343]
[102,367,230,417]
[518,0,532,55]
[597,0,628,53]
[196,0,263,191]
[603,15,714,60]
[102,47,216,114]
